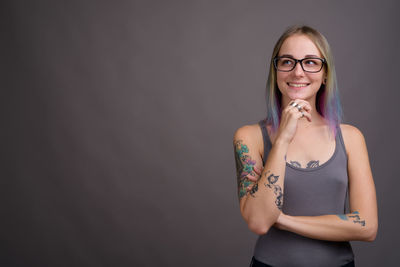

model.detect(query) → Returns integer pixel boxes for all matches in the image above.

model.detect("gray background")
[1,0,399,266]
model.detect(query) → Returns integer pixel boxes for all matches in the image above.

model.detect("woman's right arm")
[233,99,312,235]
[233,126,288,235]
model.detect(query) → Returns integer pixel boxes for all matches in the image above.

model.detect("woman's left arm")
[274,124,378,242]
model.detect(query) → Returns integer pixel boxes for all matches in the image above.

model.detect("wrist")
[277,213,290,231]
[274,137,290,150]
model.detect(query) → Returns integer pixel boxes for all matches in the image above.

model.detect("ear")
[323,76,327,85]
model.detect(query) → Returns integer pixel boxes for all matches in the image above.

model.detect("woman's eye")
[304,59,317,65]
[282,60,293,65]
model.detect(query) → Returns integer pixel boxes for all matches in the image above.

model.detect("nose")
[293,61,305,76]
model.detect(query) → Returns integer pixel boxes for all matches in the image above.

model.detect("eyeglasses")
[273,56,325,73]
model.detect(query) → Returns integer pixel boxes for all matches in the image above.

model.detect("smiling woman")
[275,34,327,116]
[233,25,378,267]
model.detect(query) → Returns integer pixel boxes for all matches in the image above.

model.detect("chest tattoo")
[288,160,320,168]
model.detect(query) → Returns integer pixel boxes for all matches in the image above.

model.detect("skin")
[276,35,326,108]
[233,34,378,241]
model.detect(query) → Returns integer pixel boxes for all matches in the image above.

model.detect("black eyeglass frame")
[273,56,326,73]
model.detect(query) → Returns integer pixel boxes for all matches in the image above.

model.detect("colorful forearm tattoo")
[234,140,283,210]
[234,140,259,199]
[336,211,366,226]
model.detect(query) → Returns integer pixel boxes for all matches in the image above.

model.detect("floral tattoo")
[234,140,260,199]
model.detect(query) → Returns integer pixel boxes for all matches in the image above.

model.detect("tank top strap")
[258,119,272,165]
[335,124,348,161]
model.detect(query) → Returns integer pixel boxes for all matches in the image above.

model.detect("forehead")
[278,34,321,58]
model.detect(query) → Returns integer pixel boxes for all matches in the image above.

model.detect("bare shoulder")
[233,123,262,141]
[340,124,365,141]
[340,124,367,155]
[233,123,264,153]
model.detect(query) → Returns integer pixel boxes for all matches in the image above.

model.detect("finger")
[299,104,312,120]
[286,101,310,113]
[289,105,304,114]
[300,103,312,112]
[284,102,297,112]
[246,175,258,182]
[288,107,300,116]
[253,166,262,176]
[298,110,312,122]
[248,171,262,181]
[247,184,255,191]
[292,99,312,112]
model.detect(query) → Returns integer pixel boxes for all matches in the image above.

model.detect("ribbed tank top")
[253,119,354,267]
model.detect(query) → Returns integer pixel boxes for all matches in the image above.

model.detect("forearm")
[241,140,288,234]
[276,211,377,242]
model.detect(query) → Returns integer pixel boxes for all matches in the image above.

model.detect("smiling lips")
[287,82,310,89]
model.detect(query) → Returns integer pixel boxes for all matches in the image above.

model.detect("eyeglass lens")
[275,57,323,72]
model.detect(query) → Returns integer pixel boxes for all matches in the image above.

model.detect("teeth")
[289,83,308,87]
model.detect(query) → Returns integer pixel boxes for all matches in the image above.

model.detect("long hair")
[265,25,342,135]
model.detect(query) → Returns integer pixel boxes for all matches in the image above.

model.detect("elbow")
[247,219,273,235]
[240,203,278,235]
[361,223,378,242]
[365,234,376,242]
[365,225,378,242]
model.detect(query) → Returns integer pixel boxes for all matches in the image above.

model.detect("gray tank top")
[253,120,354,267]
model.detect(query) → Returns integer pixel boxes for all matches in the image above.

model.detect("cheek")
[309,73,324,86]
[314,71,325,83]
[276,73,288,85]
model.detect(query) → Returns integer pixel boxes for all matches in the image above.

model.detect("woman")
[233,25,378,267]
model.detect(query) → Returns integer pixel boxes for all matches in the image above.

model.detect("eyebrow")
[278,54,321,58]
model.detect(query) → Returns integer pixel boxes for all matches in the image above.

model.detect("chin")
[286,91,309,100]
